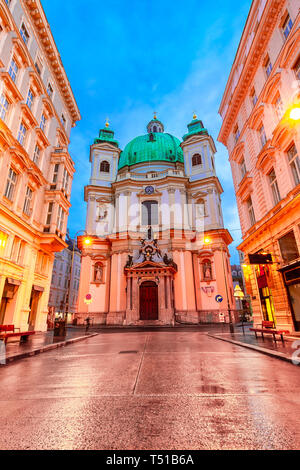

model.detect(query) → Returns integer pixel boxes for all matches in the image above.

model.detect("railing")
[116,169,184,181]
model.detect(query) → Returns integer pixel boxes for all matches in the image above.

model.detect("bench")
[250,321,290,343]
[0,325,35,344]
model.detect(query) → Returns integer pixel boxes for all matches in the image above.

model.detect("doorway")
[28,288,41,331]
[139,281,158,320]
[288,283,300,331]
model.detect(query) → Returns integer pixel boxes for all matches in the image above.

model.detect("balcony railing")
[116,169,184,181]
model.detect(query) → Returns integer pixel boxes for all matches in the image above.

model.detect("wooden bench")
[0,325,35,344]
[250,321,290,343]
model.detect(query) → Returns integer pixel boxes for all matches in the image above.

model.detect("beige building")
[0,0,80,331]
[48,232,81,323]
[218,0,300,331]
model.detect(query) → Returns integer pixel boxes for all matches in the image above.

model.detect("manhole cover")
[119,350,138,354]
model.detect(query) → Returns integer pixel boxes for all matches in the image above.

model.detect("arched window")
[196,198,206,217]
[100,160,110,173]
[153,126,157,132]
[192,153,202,166]
[94,262,103,282]
[202,259,212,280]
[142,200,158,226]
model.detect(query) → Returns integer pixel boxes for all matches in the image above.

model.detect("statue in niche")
[94,263,103,282]
[97,204,107,221]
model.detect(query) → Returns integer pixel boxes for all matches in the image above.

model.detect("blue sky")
[43,0,252,264]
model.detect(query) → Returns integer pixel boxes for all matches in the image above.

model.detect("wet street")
[0,331,299,450]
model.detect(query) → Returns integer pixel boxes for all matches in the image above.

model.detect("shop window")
[278,231,299,264]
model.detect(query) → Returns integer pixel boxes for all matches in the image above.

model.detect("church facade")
[76,115,235,326]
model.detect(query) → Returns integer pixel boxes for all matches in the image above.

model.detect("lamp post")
[234,284,245,334]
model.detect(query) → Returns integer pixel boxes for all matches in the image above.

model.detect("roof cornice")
[218,0,285,145]
[23,0,81,124]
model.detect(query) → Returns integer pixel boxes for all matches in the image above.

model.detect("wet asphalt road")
[0,331,299,450]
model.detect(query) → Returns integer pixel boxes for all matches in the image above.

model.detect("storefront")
[280,261,300,331]
[255,264,276,324]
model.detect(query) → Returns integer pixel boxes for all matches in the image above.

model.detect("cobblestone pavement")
[0,331,299,450]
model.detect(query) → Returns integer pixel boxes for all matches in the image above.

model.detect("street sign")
[248,253,273,265]
[219,312,225,323]
[84,293,93,305]
[215,294,223,303]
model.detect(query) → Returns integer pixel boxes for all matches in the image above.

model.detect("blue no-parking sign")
[215,295,223,303]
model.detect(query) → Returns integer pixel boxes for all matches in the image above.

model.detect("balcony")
[116,169,185,182]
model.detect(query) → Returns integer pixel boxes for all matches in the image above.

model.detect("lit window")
[142,200,158,226]
[57,206,65,232]
[33,145,40,165]
[282,14,293,39]
[287,144,300,186]
[240,158,247,179]
[246,197,256,226]
[0,94,9,121]
[274,94,284,120]
[17,122,27,145]
[293,56,300,81]
[192,153,202,166]
[52,164,59,183]
[268,169,281,205]
[46,202,54,226]
[62,168,69,192]
[278,231,299,263]
[234,125,240,143]
[264,56,272,78]
[250,87,257,107]
[23,186,33,215]
[26,89,34,109]
[35,57,42,76]
[8,59,18,82]
[40,114,46,132]
[47,83,53,98]
[100,160,110,173]
[258,125,267,149]
[20,23,29,45]
[4,168,17,201]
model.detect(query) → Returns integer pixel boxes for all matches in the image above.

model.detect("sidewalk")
[209,328,300,365]
[0,328,98,365]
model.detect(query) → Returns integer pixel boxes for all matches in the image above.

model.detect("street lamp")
[289,105,300,121]
[0,231,8,249]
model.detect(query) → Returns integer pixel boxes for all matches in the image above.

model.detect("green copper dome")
[118,132,184,170]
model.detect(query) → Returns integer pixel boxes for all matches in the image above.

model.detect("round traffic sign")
[215,295,223,303]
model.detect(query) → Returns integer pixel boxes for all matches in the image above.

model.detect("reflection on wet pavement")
[0,331,299,450]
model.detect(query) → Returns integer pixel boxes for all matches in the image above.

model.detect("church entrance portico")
[139,281,158,320]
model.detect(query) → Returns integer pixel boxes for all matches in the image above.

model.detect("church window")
[192,153,202,166]
[100,160,110,173]
[153,126,157,132]
[94,262,103,282]
[202,259,212,280]
[142,200,158,226]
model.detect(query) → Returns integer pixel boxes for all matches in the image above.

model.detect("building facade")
[218,0,300,331]
[76,115,235,326]
[48,232,81,325]
[0,0,80,331]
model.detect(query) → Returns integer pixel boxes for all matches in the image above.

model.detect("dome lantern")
[147,112,164,134]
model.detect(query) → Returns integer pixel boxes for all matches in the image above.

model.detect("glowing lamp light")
[0,231,8,249]
[289,106,300,121]
[204,238,211,245]
[83,237,92,246]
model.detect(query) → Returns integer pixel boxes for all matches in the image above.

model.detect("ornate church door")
[139,281,158,320]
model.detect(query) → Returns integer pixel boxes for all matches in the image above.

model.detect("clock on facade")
[145,186,154,195]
